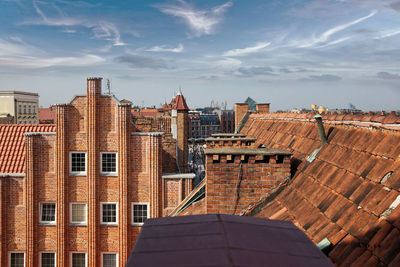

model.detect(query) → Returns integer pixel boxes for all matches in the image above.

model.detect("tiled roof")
[239,112,400,266]
[39,106,56,123]
[173,94,189,111]
[126,214,332,267]
[0,124,55,173]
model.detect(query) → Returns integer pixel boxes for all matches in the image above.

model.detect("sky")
[1,0,400,111]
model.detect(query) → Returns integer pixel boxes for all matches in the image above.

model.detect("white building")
[0,91,39,124]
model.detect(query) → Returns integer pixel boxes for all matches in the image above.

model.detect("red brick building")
[0,78,193,267]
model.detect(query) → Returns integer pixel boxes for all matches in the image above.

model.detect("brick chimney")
[234,103,249,131]
[204,135,291,215]
[256,103,270,114]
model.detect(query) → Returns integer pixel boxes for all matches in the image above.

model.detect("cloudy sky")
[1,0,400,111]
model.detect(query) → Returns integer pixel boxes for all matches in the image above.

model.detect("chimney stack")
[315,114,327,146]
[87,77,102,96]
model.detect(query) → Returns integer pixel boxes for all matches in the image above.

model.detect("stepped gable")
[241,112,400,266]
[0,124,56,173]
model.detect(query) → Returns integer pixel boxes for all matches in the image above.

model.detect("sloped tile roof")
[0,124,55,173]
[240,112,400,266]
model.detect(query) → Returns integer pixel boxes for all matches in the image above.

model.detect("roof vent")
[315,114,327,146]
[380,171,393,184]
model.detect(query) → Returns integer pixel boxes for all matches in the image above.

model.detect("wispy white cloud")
[297,10,377,48]
[374,29,400,40]
[27,1,125,46]
[155,1,233,37]
[146,44,184,53]
[223,42,271,57]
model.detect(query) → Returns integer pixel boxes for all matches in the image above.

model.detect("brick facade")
[0,77,194,266]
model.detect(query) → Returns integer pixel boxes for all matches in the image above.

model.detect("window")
[23,105,26,114]
[10,252,25,267]
[101,203,117,225]
[33,106,36,114]
[28,106,31,114]
[71,253,86,267]
[132,203,149,225]
[100,152,117,175]
[40,252,55,267]
[40,203,56,224]
[102,253,117,267]
[70,203,87,225]
[70,152,86,175]
[18,105,22,114]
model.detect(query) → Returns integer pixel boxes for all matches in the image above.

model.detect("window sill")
[100,173,118,177]
[132,223,145,226]
[70,223,87,226]
[70,173,87,177]
[100,223,118,226]
[39,222,56,226]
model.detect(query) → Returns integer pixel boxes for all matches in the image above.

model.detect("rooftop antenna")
[106,79,111,95]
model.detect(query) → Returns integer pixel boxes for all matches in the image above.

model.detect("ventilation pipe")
[315,114,327,146]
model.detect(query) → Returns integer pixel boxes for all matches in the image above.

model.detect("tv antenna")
[106,79,111,95]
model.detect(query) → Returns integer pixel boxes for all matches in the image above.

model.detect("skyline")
[1,0,400,111]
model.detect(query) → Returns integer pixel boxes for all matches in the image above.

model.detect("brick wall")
[256,103,270,114]
[205,153,291,215]
[0,78,166,267]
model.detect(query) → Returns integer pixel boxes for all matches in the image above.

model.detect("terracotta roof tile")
[0,124,55,173]
[232,113,400,265]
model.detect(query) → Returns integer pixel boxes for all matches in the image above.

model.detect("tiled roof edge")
[250,113,400,131]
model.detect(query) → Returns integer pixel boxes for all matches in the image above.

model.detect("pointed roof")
[173,93,189,111]
[161,103,169,111]
[244,97,257,110]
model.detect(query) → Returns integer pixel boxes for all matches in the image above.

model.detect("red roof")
[173,94,189,111]
[0,124,55,173]
[39,106,56,123]
[240,113,400,266]
[161,103,169,111]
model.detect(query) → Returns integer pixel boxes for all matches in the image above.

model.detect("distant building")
[0,91,39,124]
[200,114,220,138]
[188,112,201,139]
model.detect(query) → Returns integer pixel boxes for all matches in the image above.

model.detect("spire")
[173,92,189,111]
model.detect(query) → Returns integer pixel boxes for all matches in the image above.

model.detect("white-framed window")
[40,252,56,267]
[70,152,87,176]
[100,203,118,225]
[71,252,86,267]
[70,203,87,225]
[100,152,118,176]
[9,252,25,267]
[102,253,118,267]
[132,203,149,226]
[39,203,56,225]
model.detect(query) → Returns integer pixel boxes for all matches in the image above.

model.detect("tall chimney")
[87,77,102,96]
[315,114,327,146]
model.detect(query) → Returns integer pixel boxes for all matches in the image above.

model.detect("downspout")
[176,141,181,173]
